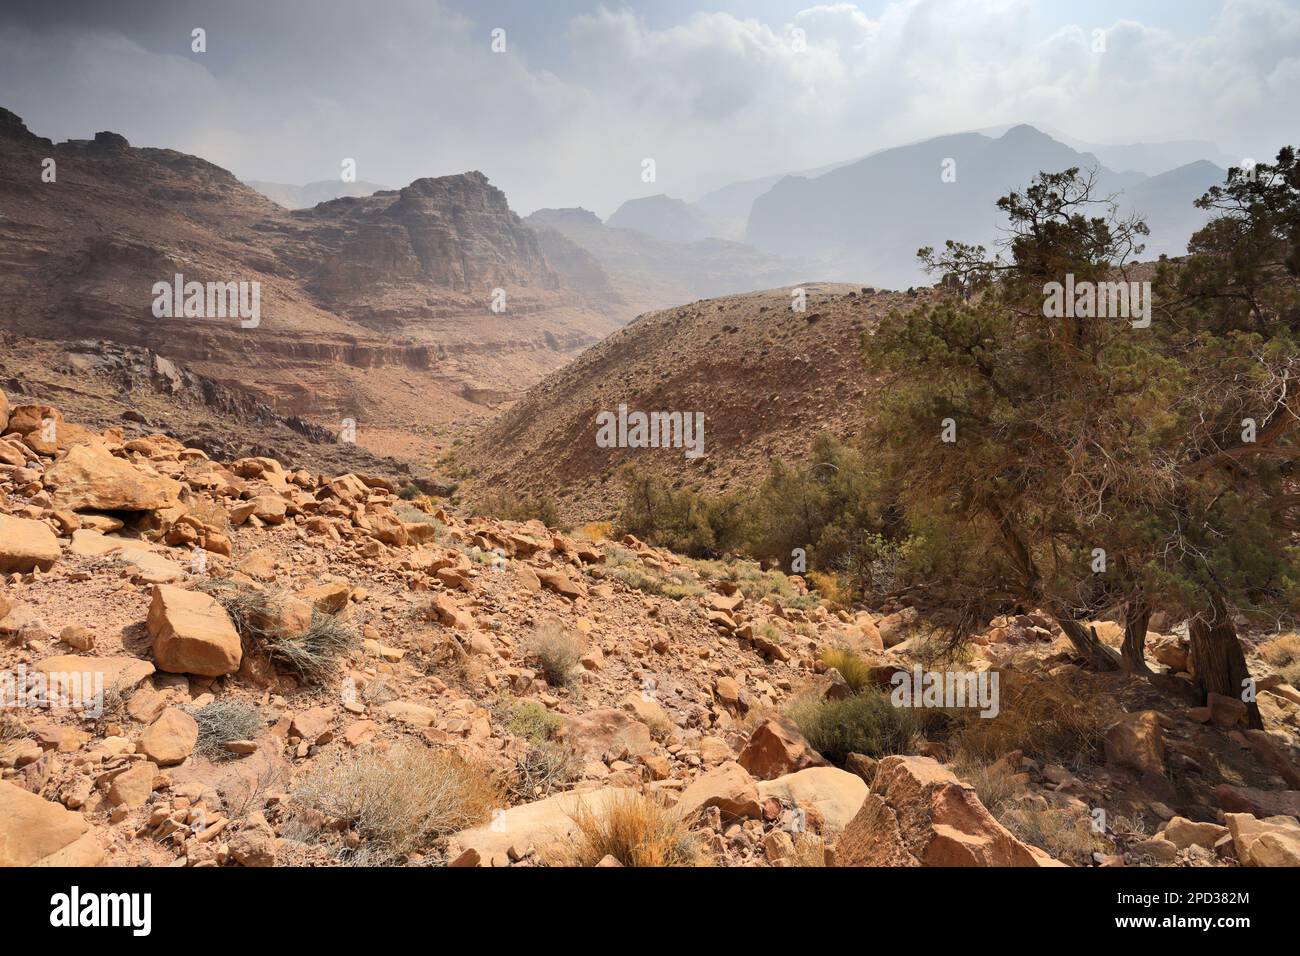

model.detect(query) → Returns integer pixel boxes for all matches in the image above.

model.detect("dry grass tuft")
[952,671,1115,766]
[192,697,264,760]
[819,646,873,694]
[547,792,707,867]
[1261,632,1300,688]
[292,742,499,864]
[523,623,584,687]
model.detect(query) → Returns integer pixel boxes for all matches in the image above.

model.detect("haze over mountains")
[0,107,621,464]
[0,100,1238,474]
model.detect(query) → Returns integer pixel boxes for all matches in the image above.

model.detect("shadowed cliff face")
[0,108,626,462]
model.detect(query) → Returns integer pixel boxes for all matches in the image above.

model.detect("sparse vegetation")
[512,742,577,800]
[547,792,706,867]
[952,673,1115,766]
[1261,633,1300,688]
[292,743,499,864]
[472,489,566,530]
[523,623,584,687]
[819,646,872,694]
[786,689,920,764]
[192,697,265,760]
[497,696,564,743]
[997,803,1102,867]
[199,578,358,685]
[0,712,28,742]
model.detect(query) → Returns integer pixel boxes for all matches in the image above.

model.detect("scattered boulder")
[677,761,762,820]
[0,781,103,866]
[737,717,828,780]
[757,767,868,833]
[834,756,1060,867]
[44,442,181,511]
[147,584,243,676]
[1225,813,1300,866]
[1104,710,1165,777]
[0,514,60,572]
[138,707,199,766]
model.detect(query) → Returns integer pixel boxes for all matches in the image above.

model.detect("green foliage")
[614,467,746,558]
[867,154,1300,640]
[786,689,920,763]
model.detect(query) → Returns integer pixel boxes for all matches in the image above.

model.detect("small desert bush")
[819,646,872,694]
[950,754,1020,816]
[397,483,422,501]
[952,672,1114,766]
[512,741,577,800]
[997,803,1101,867]
[547,792,706,867]
[576,521,613,542]
[786,689,920,764]
[0,712,28,742]
[498,697,564,743]
[200,579,358,685]
[1261,633,1300,687]
[473,489,565,530]
[192,697,264,760]
[292,743,498,864]
[523,624,584,687]
[807,569,848,608]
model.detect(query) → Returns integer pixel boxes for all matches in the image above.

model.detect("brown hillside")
[459,282,935,520]
[0,108,626,465]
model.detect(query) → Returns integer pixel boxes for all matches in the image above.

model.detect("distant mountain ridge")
[526,207,812,315]
[743,124,1224,288]
[0,106,623,466]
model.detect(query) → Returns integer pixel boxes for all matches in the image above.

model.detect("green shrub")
[786,689,920,763]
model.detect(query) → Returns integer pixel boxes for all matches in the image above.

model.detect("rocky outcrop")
[834,756,1060,867]
[44,443,181,512]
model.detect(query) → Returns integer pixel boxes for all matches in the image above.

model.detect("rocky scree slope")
[3,388,1300,866]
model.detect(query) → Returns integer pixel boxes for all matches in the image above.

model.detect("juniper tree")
[866,155,1300,727]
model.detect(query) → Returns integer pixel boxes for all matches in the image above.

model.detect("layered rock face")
[0,108,622,458]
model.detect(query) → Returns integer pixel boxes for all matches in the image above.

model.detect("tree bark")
[1188,597,1263,729]
[1120,600,1152,674]
[1056,618,1121,671]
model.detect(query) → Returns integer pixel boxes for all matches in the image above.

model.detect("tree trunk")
[1121,600,1152,674]
[1188,597,1262,730]
[1056,618,1121,671]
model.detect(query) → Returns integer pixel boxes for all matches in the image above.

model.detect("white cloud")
[0,0,1294,216]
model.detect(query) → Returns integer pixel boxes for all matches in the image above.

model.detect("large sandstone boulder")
[450,787,638,866]
[44,443,181,512]
[757,767,868,833]
[0,387,9,432]
[138,707,199,765]
[147,584,242,676]
[0,781,103,866]
[1215,784,1300,819]
[31,655,155,696]
[1225,813,1300,866]
[0,514,60,572]
[560,708,653,761]
[738,717,828,780]
[834,755,1060,867]
[677,761,762,820]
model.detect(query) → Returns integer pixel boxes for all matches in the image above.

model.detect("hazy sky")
[1,0,1295,216]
